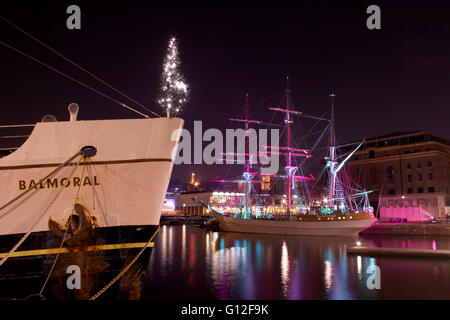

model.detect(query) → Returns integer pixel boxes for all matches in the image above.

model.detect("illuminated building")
[174,190,302,217]
[175,191,245,216]
[162,197,179,215]
[346,131,450,221]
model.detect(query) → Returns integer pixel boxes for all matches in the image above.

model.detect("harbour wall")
[360,223,450,236]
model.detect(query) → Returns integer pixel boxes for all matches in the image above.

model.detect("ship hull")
[0,117,183,299]
[0,225,157,300]
[216,214,376,236]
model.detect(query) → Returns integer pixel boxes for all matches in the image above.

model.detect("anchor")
[49,203,95,247]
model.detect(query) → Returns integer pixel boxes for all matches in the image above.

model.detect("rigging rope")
[0,15,161,118]
[38,159,86,296]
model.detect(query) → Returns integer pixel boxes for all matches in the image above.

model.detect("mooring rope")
[0,15,161,118]
[38,159,87,296]
[0,40,152,119]
[0,152,84,268]
[89,224,161,300]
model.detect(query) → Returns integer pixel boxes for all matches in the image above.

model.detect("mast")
[285,77,293,218]
[227,94,263,218]
[267,77,314,218]
[328,93,336,209]
[244,94,250,175]
[244,94,251,217]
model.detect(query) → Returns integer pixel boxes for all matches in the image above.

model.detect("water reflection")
[357,256,362,280]
[211,244,247,298]
[360,234,450,250]
[143,226,450,300]
[181,224,186,270]
[280,241,289,296]
[324,260,332,291]
[160,225,167,271]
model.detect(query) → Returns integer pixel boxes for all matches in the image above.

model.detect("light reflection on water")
[324,260,333,291]
[357,256,362,280]
[280,241,289,297]
[143,225,450,300]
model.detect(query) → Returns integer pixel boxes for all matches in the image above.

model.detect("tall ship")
[206,79,376,236]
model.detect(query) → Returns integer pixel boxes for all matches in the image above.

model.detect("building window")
[418,174,423,181]
[428,173,433,181]
[407,175,412,182]
[387,175,394,184]
[370,168,377,184]
[369,150,375,159]
[417,162,422,169]
[407,188,413,194]
[406,163,411,169]
[418,187,424,193]
[404,150,411,154]
[428,187,435,193]
[414,149,421,153]
[386,166,394,174]
[387,189,395,195]
[427,161,432,167]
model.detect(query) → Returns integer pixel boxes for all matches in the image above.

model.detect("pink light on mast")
[265,145,310,153]
[260,151,312,158]
[268,107,303,115]
[210,179,263,184]
[293,174,315,181]
[228,118,264,124]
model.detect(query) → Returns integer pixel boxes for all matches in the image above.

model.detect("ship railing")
[0,124,35,129]
[0,135,30,139]
[0,124,34,157]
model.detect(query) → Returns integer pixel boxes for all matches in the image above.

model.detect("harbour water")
[142,225,450,300]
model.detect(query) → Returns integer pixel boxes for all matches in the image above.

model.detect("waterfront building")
[162,197,179,215]
[345,131,450,221]
[175,191,245,216]
[175,190,300,217]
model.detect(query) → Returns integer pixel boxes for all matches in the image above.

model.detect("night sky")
[1,1,449,183]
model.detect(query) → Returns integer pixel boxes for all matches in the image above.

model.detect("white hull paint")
[0,117,183,235]
[216,214,377,236]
